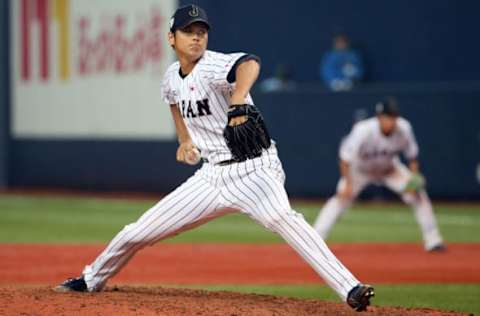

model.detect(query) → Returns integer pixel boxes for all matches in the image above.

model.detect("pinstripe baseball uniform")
[82,50,362,300]
[313,117,444,251]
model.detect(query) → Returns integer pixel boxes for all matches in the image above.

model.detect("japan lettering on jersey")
[339,117,419,173]
[161,50,255,164]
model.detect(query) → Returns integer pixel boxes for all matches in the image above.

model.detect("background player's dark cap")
[375,97,400,117]
[169,4,210,32]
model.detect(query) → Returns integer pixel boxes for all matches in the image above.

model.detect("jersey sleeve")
[402,121,419,160]
[161,67,176,105]
[339,124,364,163]
[210,52,260,90]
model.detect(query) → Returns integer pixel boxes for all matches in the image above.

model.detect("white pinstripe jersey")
[340,117,419,173]
[161,50,257,164]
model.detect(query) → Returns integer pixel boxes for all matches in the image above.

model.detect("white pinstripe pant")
[313,160,443,251]
[83,149,360,300]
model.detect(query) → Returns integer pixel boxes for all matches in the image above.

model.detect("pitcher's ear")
[167,31,176,49]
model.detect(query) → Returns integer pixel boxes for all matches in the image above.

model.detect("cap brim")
[177,18,210,31]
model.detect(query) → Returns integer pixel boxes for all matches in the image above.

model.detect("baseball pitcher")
[55,4,374,311]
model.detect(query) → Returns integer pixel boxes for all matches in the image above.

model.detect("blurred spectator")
[320,34,364,92]
[259,64,296,92]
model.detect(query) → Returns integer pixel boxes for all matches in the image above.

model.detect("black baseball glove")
[223,104,271,162]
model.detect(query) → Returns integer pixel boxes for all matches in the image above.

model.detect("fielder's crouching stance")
[313,99,444,252]
[56,4,374,311]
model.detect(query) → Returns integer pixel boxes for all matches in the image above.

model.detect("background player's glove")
[404,172,426,192]
[223,104,271,162]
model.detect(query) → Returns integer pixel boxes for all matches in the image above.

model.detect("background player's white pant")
[83,148,360,300]
[313,160,443,251]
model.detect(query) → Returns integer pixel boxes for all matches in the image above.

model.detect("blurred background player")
[320,33,364,92]
[313,98,445,252]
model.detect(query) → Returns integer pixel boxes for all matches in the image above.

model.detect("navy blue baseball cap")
[375,98,400,117]
[169,4,210,32]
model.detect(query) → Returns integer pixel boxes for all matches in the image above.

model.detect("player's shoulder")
[163,61,180,81]
[393,117,415,140]
[204,50,246,59]
[352,117,377,133]
[200,50,246,66]
[344,118,375,143]
[197,51,248,81]
[396,117,413,130]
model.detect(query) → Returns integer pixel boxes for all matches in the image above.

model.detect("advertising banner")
[11,0,177,139]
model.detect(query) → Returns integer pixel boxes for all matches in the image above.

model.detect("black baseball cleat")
[54,277,88,293]
[428,244,447,253]
[347,284,375,312]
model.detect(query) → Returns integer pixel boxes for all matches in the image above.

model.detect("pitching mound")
[0,286,465,316]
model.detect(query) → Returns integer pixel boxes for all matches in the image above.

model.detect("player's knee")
[335,194,354,207]
[401,192,417,205]
[121,222,153,245]
[262,214,285,231]
[262,210,302,231]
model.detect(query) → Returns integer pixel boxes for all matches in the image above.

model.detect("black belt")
[202,153,262,166]
[216,159,238,166]
[202,158,238,166]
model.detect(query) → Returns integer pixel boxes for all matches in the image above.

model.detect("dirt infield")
[1,243,478,316]
[1,243,479,285]
[0,286,468,316]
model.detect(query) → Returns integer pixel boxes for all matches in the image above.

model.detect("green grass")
[1,194,479,314]
[0,195,478,243]
[178,284,480,314]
